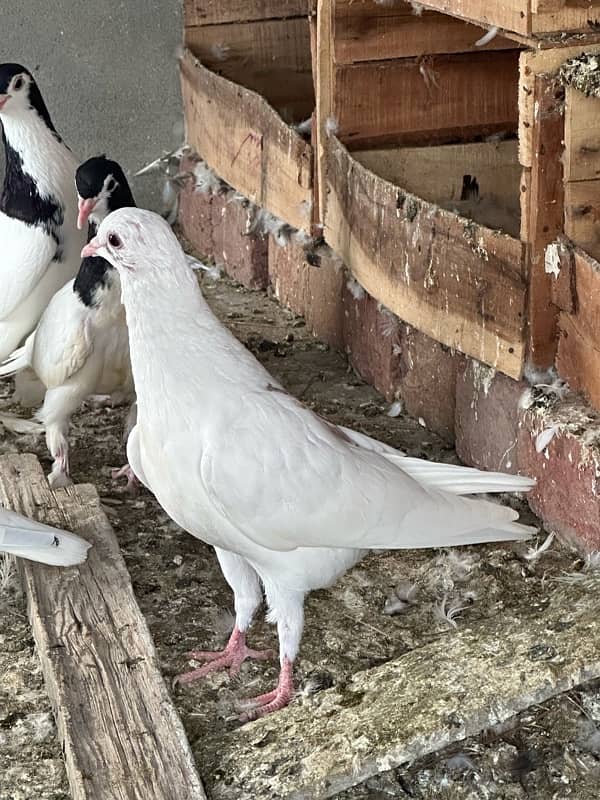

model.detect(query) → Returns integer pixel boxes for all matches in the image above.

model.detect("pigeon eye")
[13,76,23,91]
[108,233,122,248]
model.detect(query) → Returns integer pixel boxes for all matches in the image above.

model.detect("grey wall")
[2,0,184,210]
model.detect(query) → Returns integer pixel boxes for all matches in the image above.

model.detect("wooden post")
[1,454,206,800]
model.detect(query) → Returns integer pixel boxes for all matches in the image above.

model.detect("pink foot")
[175,627,274,685]
[111,463,139,493]
[238,658,295,722]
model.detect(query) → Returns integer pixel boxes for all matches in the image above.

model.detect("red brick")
[212,195,269,290]
[455,361,527,473]
[268,238,345,350]
[342,285,402,403]
[178,160,213,258]
[518,400,600,551]
[397,326,462,443]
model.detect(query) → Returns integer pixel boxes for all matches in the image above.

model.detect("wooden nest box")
[180,0,600,407]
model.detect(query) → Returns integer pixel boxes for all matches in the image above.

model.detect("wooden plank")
[324,136,526,377]
[355,140,521,236]
[315,0,335,225]
[184,0,308,27]
[565,179,600,259]
[185,17,314,121]
[180,50,313,232]
[198,571,600,799]
[333,1,516,63]
[564,86,600,181]
[531,4,600,34]
[418,0,530,35]
[333,49,520,150]
[524,74,564,367]
[519,43,600,168]
[556,247,600,406]
[547,239,576,312]
[0,454,206,800]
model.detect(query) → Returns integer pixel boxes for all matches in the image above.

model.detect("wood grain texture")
[333,49,520,150]
[180,50,313,232]
[184,0,309,27]
[0,454,205,800]
[316,0,335,225]
[565,179,600,259]
[185,17,314,120]
[324,136,526,377]
[523,75,563,367]
[557,248,600,407]
[332,1,515,63]
[564,87,600,182]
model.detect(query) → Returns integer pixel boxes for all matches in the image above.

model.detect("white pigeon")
[0,507,90,566]
[0,64,84,367]
[83,208,536,721]
[0,157,135,488]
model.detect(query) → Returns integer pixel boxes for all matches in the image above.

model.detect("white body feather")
[0,110,85,360]
[0,507,90,565]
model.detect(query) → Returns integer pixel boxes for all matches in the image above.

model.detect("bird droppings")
[1,265,599,799]
[559,53,600,98]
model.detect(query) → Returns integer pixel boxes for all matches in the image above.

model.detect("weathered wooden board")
[355,140,521,236]
[184,0,309,27]
[0,454,206,800]
[524,75,564,367]
[564,87,600,182]
[565,179,600,260]
[180,51,313,232]
[519,43,600,168]
[333,49,520,149]
[316,0,335,225]
[324,136,526,377]
[419,0,600,34]
[185,17,314,120]
[198,571,600,799]
[333,1,515,63]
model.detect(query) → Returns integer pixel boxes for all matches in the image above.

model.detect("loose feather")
[0,507,90,565]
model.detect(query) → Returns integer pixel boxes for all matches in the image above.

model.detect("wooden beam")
[184,0,309,27]
[332,50,520,150]
[185,17,314,121]
[332,1,516,64]
[180,51,313,232]
[556,248,600,408]
[199,571,600,799]
[418,0,530,35]
[531,4,600,34]
[315,0,335,225]
[0,454,206,800]
[524,75,564,367]
[565,179,600,260]
[564,87,600,182]
[324,136,526,377]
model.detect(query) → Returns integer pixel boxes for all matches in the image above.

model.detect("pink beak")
[77,197,97,230]
[81,238,100,258]
[0,94,9,112]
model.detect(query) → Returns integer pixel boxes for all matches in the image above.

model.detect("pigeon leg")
[176,550,273,683]
[238,584,304,721]
[111,463,139,493]
[39,386,85,489]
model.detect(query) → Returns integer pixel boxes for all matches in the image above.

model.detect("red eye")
[108,233,122,248]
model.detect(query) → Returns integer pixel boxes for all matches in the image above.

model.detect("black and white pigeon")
[0,507,90,565]
[0,157,136,488]
[84,208,536,721]
[0,64,84,365]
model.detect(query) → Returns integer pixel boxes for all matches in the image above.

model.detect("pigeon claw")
[111,463,139,494]
[175,627,274,685]
[238,658,295,722]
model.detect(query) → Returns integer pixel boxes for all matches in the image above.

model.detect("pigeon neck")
[1,110,74,221]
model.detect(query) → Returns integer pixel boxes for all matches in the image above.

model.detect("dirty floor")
[1,269,599,799]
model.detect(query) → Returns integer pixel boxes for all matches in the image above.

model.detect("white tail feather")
[0,413,44,435]
[0,509,91,566]
[0,345,29,377]
[395,457,535,495]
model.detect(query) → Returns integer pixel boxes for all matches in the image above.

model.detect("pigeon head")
[81,207,180,278]
[76,155,136,231]
[0,63,56,132]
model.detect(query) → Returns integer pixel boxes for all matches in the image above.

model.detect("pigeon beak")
[81,237,101,258]
[0,94,9,112]
[77,197,97,230]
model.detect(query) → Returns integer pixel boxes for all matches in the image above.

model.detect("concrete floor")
[2,0,184,210]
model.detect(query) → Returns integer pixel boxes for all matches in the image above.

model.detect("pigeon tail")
[0,344,29,377]
[0,509,90,566]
